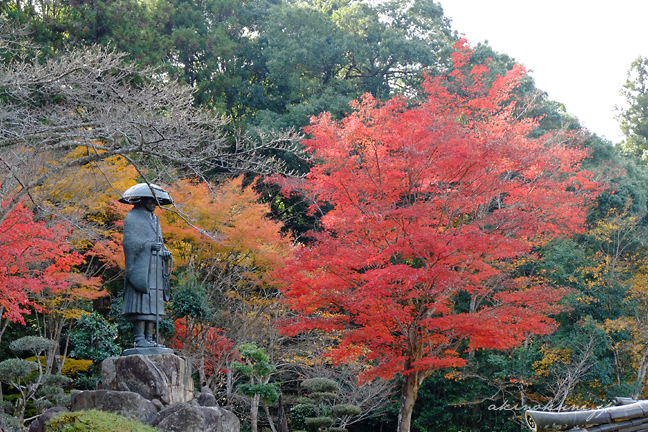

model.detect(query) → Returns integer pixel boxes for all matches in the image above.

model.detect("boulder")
[102,354,194,405]
[153,402,240,432]
[28,407,69,432]
[196,391,217,407]
[197,386,217,407]
[70,390,158,425]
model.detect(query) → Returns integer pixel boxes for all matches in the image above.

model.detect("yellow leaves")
[604,317,631,334]
[588,202,642,272]
[287,354,320,367]
[26,356,92,378]
[564,390,603,410]
[71,239,95,251]
[589,214,639,244]
[61,358,93,378]
[575,295,598,305]
[62,308,90,320]
[588,378,602,389]
[36,148,139,224]
[625,262,648,308]
[603,315,648,371]
[34,276,105,322]
[533,346,572,378]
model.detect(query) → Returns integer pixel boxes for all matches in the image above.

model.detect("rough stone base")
[70,390,240,432]
[153,403,240,432]
[102,353,194,404]
[71,390,157,425]
[72,353,240,432]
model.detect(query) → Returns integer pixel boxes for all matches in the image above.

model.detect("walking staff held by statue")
[119,183,174,351]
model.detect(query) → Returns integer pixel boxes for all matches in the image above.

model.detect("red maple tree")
[0,201,97,340]
[270,40,601,431]
[168,318,237,382]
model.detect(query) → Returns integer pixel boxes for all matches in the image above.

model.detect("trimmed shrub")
[301,378,339,394]
[47,409,158,432]
[331,403,361,418]
[9,336,56,355]
[305,416,334,430]
[0,413,21,432]
[311,392,336,401]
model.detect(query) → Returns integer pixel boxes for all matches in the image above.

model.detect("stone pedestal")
[102,353,194,405]
[69,353,240,432]
[123,346,174,356]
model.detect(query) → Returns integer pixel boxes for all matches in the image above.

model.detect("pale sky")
[437,0,648,144]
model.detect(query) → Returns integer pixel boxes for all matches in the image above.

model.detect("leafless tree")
[541,334,599,412]
[300,364,396,428]
[0,19,303,226]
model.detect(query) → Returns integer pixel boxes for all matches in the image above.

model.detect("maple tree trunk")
[0,307,9,345]
[397,371,422,432]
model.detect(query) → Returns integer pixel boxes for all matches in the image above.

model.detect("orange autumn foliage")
[161,176,293,277]
[92,176,293,280]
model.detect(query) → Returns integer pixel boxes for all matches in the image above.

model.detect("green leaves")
[171,274,213,320]
[233,343,276,377]
[296,375,362,431]
[331,403,361,417]
[618,57,648,158]
[232,343,279,402]
[68,313,122,363]
[9,336,57,357]
[237,382,280,403]
[304,416,334,430]
[0,358,38,384]
[301,377,339,394]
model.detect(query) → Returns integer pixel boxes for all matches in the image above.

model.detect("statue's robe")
[122,206,170,322]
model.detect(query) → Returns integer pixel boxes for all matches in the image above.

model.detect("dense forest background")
[1,0,648,431]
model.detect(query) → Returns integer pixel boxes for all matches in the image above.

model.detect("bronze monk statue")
[119,183,173,351]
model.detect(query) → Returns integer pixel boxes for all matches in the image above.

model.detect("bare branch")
[0,28,306,225]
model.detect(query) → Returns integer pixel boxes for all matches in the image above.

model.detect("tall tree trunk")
[57,319,74,375]
[0,306,9,345]
[198,356,206,387]
[634,345,648,399]
[277,394,289,432]
[15,391,26,427]
[397,371,422,432]
[226,367,233,407]
[251,393,260,432]
[263,400,278,432]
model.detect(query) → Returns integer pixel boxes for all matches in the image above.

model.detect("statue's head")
[137,197,158,212]
[119,183,173,208]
